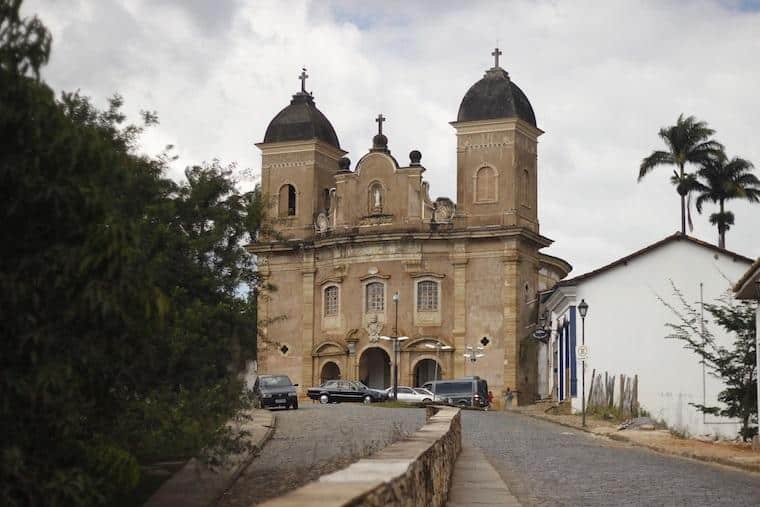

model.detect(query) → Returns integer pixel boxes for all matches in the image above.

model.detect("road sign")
[576,344,589,361]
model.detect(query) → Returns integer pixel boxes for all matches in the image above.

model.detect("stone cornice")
[255,139,347,159]
[449,117,544,137]
[246,226,552,254]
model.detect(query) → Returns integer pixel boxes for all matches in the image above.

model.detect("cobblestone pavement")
[462,410,760,507]
[215,403,426,507]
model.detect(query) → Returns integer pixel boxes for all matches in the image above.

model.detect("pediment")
[355,151,398,178]
[312,340,348,356]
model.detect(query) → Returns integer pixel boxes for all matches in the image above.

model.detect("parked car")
[422,377,489,409]
[253,374,299,410]
[307,380,388,404]
[384,386,441,403]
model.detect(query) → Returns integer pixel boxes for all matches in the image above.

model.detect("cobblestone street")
[462,410,760,506]
[215,403,425,507]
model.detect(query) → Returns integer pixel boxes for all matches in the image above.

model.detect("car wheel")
[422,398,432,404]
[319,394,329,404]
[457,400,469,408]
[363,395,372,404]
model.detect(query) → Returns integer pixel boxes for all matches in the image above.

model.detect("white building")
[540,233,753,437]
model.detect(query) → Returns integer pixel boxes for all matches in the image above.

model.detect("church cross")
[492,47,502,68]
[298,68,308,93]
[375,113,386,135]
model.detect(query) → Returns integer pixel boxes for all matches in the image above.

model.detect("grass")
[114,459,188,507]
[669,427,690,439]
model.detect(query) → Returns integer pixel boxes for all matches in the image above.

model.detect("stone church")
[249,50,571,407]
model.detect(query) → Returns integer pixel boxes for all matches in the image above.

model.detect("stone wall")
[255,406,461,507]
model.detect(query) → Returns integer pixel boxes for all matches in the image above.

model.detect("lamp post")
[577,299,589,428]
[380,292,407,401]
[463,345,485,407]
[424,341,453,401]
[463,345,485,375]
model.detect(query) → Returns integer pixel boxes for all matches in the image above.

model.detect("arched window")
[365,282,385,312]
[475,166,497,203]
[323,188,331,213]
[416,280,439,311]
[279,184,297,217]
[324,285,339,316]
[521,169,529,204]
[368,182,384,214]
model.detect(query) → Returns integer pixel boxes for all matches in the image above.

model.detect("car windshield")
[414,388,433,396]
[260,376,292,388]
[354,381,368,390]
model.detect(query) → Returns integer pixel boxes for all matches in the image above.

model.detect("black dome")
[264,92,340,148]
[457,67,536,126]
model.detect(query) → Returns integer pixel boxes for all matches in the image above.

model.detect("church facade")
[249,53,571,407]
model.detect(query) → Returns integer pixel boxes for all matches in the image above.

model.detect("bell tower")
[257,69,346,241]
[451,50,541,232]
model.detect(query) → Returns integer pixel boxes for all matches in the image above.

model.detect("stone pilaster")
[301,251,316,389]
[501,251,520,400]
[452,240,468,378]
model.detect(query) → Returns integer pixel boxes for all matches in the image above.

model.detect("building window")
[521,169,529,205]
[475,166,497,202]
[279,184,297,217]
[323,188,331,213]
[368,181,384,214]
[324,285,339,316]
[366,282,384,312]
[416,280,439,311]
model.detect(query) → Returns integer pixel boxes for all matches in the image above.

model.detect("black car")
[253,374,299,409]
[422,377,489,409]
[307,380,388,404]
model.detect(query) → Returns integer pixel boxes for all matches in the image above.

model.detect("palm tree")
[695,153,760,248]
[638,114,723,234]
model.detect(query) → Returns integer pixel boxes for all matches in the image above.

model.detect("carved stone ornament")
[433,198,455,223]
[366,315,383,343]
[315,212,329,233]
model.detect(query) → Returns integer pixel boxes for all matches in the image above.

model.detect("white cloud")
[25,0,760,274]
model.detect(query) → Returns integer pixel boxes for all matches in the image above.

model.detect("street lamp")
[463,345,485,375]
[379,291,407,401]
[577,299,589,427]
[463,345,485,407]
[424,341,453,401]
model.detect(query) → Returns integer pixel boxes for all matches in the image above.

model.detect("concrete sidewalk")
[144,409,275,507]
[446,445,521,507]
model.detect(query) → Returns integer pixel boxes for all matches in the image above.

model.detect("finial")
[298,67,308,93]
[375,113,386,135]
[491,47,502,68]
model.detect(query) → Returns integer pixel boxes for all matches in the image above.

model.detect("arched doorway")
[414,359,442,387]
[359,347,391,389]
[320,361,341,384]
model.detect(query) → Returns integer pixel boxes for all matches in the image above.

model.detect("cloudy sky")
[25,0,760,275]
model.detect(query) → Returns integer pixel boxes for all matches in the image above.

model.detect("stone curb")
[144,409,277,507]
[512,409,760,475]
[219,411,277,501]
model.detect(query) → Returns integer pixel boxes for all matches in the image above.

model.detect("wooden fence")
[586,370,639,418]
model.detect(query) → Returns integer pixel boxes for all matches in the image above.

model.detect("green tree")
[694,152,760,249]
[638,114,723,234]
[661,284,758,441]
[1,1,263,504]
